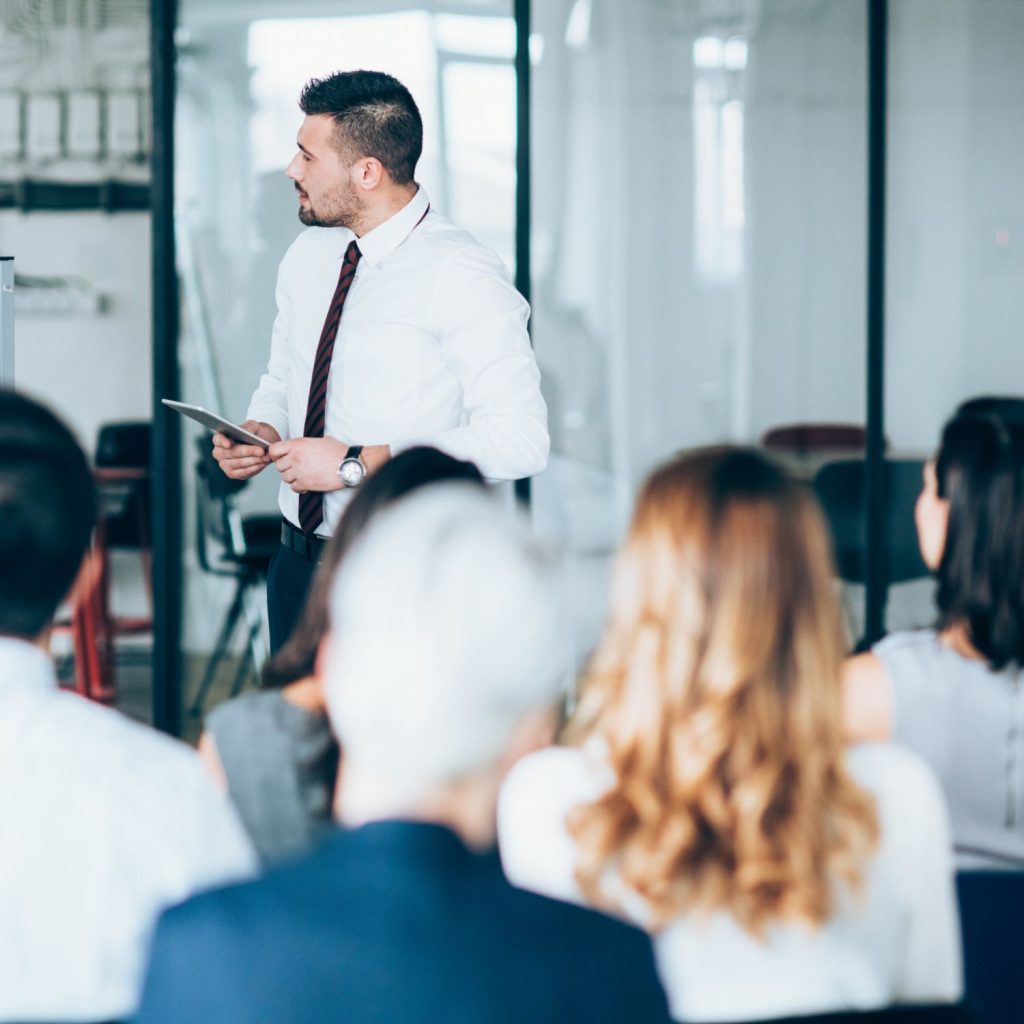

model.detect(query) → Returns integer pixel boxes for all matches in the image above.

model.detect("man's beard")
[297,182,360,228]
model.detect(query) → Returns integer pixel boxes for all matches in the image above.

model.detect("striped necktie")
[297,239,361,535]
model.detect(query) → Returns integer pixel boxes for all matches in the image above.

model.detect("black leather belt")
[280,519,327,562]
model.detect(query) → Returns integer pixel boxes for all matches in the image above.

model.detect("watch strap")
[345,445,364,461]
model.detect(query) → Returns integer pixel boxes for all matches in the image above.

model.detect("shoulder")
[846,742,950,843]
[206,689,285,739]
[46,689,203,776]
[873,628,941,662]
[38,692,253,850]
[505,879,652,951]
[490,880,668,1016]
[155,842,327,946]
[279,226,348,268]
[501,746,607,828]
[419,215,515,282]
[499,746,611,902]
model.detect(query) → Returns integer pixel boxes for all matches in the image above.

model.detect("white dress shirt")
[247,186,549,537]
[499,741,962,1022]
[0,638,258,1023]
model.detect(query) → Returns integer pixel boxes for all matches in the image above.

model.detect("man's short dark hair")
[299,70,423,185]
[0,390,96,638]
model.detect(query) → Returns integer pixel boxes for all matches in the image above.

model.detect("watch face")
[340,458,365,487]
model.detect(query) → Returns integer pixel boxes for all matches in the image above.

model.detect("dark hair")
[262,447,485,688]
[299,70,422,185]
[0,390,96,638]
[933,396,1024,670]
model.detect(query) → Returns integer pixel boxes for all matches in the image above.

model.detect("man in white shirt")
[211,69,548,649]
[0,390,257,1022]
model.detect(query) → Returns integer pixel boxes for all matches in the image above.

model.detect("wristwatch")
[338,445,366,488]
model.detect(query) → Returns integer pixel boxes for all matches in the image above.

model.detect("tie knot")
[345,240,361,266]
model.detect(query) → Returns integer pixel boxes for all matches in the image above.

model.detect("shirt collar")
[0,636,58,696]
[352,186,430,269]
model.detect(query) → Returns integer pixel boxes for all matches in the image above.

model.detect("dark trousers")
[266,543,318,652]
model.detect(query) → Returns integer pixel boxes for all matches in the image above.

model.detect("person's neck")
[350,183,418,238]
[335,767,500,852]
[938,621,984,661]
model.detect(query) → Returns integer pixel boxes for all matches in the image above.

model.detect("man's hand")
[269,437,391,493]
[269,436,347,494]
[211,421,281,480]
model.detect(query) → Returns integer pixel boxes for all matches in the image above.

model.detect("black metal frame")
[513,0,532,507]
[151,0,182,735]
[864,0,889,644]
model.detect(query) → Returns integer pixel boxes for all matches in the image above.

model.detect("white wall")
[0,212,152,450]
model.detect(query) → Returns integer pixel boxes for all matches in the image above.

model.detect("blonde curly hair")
[565,447,878,935]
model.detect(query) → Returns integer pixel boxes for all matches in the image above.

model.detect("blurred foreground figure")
[0,390,255,1023]
[500,447,962,1021]
[136,486,671,1024]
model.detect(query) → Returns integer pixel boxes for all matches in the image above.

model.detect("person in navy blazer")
[135,485,671,1024]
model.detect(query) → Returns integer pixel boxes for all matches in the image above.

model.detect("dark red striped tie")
[298,239,361,535]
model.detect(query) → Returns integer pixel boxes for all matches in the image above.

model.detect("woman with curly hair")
[499,446,961,1021]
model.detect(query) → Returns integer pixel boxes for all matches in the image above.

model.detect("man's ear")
[353,156,384,192]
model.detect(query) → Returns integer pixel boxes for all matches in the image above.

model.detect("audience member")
[499,446,962,1021]
[845,397,1024,867]
[0,390,256,1023]
[200,446,485,863]
[136,486,670,1023]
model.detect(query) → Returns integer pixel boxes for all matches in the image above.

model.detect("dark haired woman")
[199,447,485,863]
[846,398,1024,867]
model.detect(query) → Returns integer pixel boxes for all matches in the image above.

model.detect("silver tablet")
[161,399,271,449]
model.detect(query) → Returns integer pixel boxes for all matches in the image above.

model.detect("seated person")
[846,398,1024,867]
[135,486,671,1024]
[499,447,962,1022]
[0,390,256,1023]
[200,446,485,863]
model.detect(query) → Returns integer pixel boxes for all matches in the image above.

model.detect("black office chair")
[189,436,279,717]
[812,458,929,586]
[956,870,1024,1024]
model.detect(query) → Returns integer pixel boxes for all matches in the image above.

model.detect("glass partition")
[530,0,869,658]
[884,0,1024,633]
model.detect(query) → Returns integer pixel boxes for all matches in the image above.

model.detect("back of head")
[299,69,422,185]
[935,397,1024,669]
[325,485,568,808]
[262,447,485,689]
[568,446,877,934]
[0,390,96,639]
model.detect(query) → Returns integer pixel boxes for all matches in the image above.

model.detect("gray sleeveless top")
[206,690,338,864]
[874,629,1024,868]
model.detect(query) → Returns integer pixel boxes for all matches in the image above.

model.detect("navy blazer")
[133,820,670,1024]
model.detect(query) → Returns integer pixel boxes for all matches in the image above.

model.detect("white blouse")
[498,741,962,1022]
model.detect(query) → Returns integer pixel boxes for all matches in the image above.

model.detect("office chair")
[762,423,872,455]
[189,436,279,717]
[956,870,1024,1024]
[812,458,929,586]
